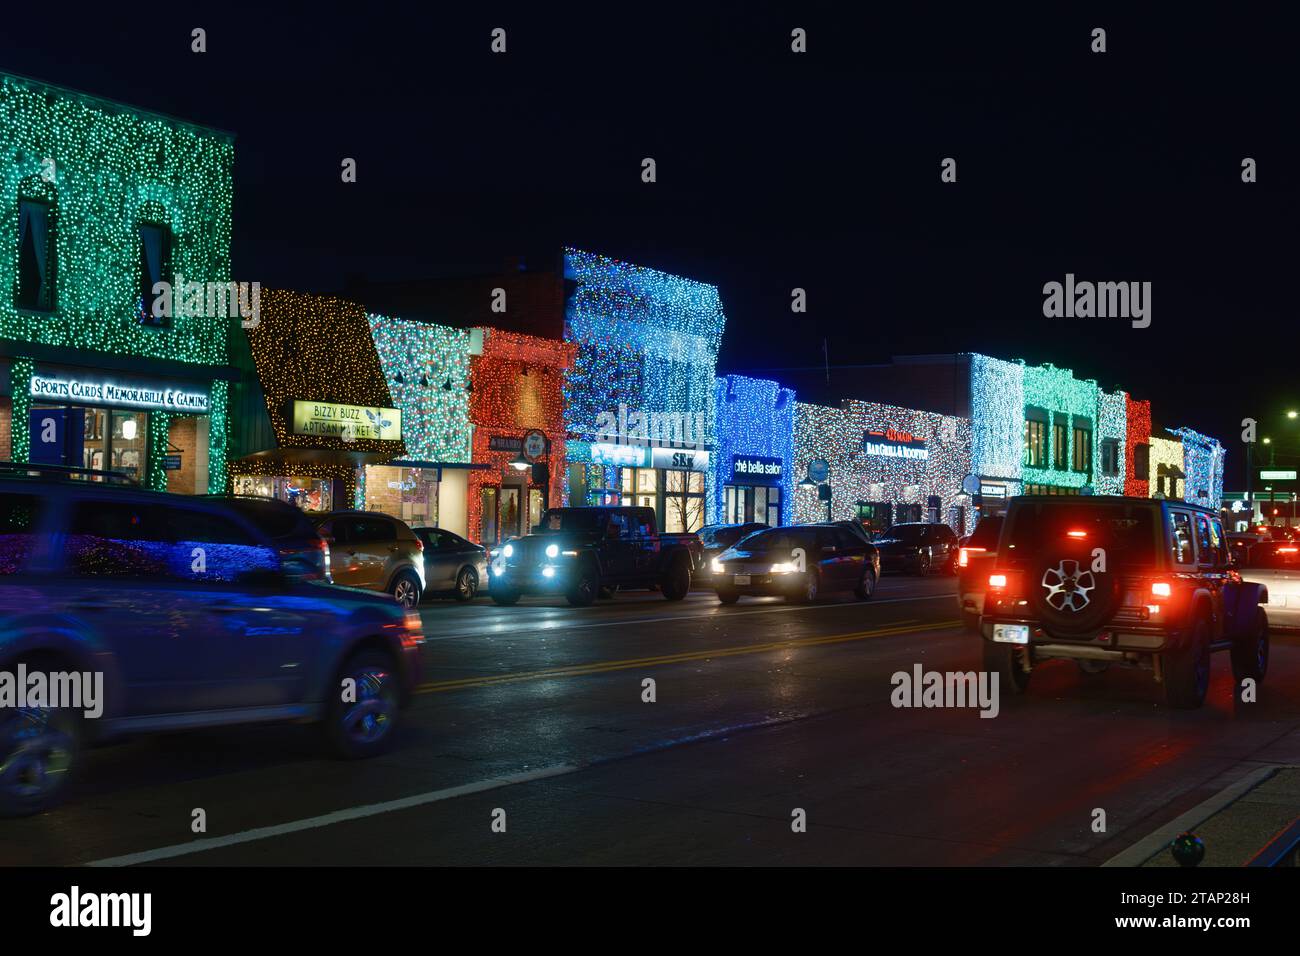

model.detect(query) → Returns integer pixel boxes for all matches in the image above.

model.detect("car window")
[1170,512,1196,565]
[968,516,1003,549]
[165,507,279,583]
[348,517,396,543]
[815,528,838,550]
[1194,515,1220,567]
[0,493,43,575]
[835,528,860,550]
[608,513,631,538]
[66,500,172,579]
[1004,502,1157,568]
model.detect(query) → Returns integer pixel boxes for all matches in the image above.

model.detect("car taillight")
[988,573,1008,589]
[1151,581,1172,598]
[413,536,424,552]
[1278,546,1298,554]
[959,546,985,568]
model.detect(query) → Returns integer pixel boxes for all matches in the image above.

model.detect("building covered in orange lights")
[468,328,575,544]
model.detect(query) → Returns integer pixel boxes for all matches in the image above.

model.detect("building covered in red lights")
[1125,395,1152,498]
[468,328,575,544]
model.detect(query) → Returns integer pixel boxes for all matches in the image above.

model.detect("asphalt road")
[5,575,1300,866]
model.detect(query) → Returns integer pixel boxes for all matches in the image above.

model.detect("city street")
[6,576,1299,867]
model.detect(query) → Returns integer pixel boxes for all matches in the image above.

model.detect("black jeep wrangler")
[980,495,1269,709]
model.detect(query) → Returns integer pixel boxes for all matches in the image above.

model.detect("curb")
[1101,765,1282,867]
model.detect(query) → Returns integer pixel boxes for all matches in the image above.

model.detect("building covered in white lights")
[792,399,973,535]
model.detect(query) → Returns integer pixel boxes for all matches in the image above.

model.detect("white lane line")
[84,763,580,867]
[418,593,955,641]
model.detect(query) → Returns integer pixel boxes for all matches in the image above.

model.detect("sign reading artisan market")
[291,400,402,441]
[863,427,929,461]
[30,374,209,413]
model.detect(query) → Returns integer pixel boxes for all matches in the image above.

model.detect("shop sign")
[979,482,1007,498]
[732,454,783,485]
[863,427,929,461]
[489,436,522,453]
[523,429,548,462]
[808,458,829,483]
[1261,470,1297,481]
[30,374,210,413]
[163,455,183,471]
[650,447,710,471]
[290,401,402,441]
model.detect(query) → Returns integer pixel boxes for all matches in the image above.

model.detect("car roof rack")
[0,461,138,486]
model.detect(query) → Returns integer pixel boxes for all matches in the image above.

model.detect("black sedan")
[413,527,489,601]
[696,522,767,586]
[873,522,959,575]
[711,523,879,604]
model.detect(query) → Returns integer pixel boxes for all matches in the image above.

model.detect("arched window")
[15,175,57,312]
[137,200,173,328]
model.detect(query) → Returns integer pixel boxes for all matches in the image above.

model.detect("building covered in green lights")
[0,73,237,492]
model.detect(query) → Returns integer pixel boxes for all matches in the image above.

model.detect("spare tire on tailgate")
[1028,548,1121,637]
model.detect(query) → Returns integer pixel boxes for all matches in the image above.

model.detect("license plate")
[733,574,751,585]
[993,624,1030,645]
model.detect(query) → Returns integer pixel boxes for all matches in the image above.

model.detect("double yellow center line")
[415,619,961,695]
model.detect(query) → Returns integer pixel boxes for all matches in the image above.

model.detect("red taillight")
[414,536,424,552]
[1066,530,1088,539]
[989,573,1008,589]
[1151,581,1172,598]
[958,546,985,568]
[1278,546,1298,554]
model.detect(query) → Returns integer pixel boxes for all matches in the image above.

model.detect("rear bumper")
[981,615,1177,653]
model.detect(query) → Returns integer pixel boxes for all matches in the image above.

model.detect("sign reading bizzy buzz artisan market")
[291,401,402,441]
[863,427,929,461]
[30,374,209,412]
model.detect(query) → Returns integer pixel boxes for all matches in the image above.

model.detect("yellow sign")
[291,401,402,441]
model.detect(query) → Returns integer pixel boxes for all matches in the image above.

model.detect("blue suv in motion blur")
[0,465,423,816]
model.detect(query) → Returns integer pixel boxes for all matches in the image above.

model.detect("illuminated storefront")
[792,400,973,534]
[562,248,725,532]
[468,329,575,544]
[713,374,795,527]
[0,74,235,491]
[230,291,405,510]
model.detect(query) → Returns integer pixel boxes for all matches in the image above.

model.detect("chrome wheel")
[392,575,420,609]
[456,568,478,601]
[338,666,397,747]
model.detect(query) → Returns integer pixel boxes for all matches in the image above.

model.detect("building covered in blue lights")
[712,374,795,526]
[562,248,726,532]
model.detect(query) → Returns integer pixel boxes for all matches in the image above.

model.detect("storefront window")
[364,465,439,526]
[500,486,521,539]
[528,487,545,533]
[725,484,781,526]
[110,410,147,484]
[664,469,705,533]
[480,486,498,543]
[233,474,333,512]
[621,467,658,517]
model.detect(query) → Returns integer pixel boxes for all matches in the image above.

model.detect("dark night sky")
[2,5,1296,486]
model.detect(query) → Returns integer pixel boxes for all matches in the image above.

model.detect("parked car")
[0,470,424,816]
[203,494,332,582]
[1232,535,1300,629]
[957,515,1003,631]
[489,506,702,606]
[711,523,880,604]
[873,522,959,575]
[312,510,426,609]
[413,527,488,601]
[981,495,1268,709]
[696,522,767,586]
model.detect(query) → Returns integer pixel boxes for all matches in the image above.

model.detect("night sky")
[2,6,1294,486]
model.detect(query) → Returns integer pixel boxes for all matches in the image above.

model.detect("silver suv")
[0,467,424,816]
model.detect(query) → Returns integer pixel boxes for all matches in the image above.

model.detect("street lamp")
[509,453,530,471]
[798,477,817,490]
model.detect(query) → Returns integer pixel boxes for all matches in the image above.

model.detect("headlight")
[503,543,514,558]
[545,544,559,558]
[542,566,556,578]
[711,558,725,574]
[770,562,796,574]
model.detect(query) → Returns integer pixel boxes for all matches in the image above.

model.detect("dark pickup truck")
[488,506,703,606]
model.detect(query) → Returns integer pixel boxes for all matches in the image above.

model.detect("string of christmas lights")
[969,353,1025,484]
[1020,362,1098,489]
[367,313,471,462]
[1169,426,1225,508]
[1096,389,1128,495]
[792,399,972,528]
[0,75,233,363]
[712,374,795,520]
[1149,435,1184,498]
[466,328,575,541]
[1125,396,1152,497]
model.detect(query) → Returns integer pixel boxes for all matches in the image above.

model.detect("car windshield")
[540,510,606,533]
[967,516,1003,549]
[1003,502,1157,567]
[881,524,926,541]
[700,526,748,549]
[734,528,805,552]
